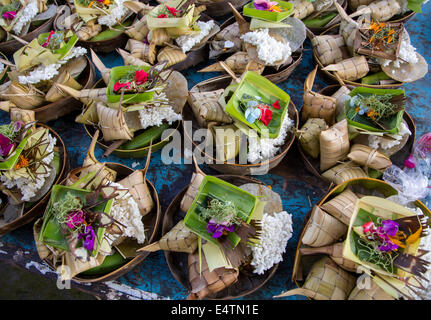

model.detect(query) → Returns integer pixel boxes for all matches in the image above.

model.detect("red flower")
[157,14,167,18]
[42,30,55,48]
[134,70,149,85]
[166,5,179,16]
[258,105,273,126]
[272,100,280,109]
[113,82,131,92]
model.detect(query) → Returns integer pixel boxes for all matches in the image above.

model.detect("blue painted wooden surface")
[0,6,430,300]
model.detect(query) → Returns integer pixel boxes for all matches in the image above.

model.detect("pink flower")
[113,82,131,92]
[66,210,86,229]
[134,70,148,85]
[2,11,16,20]
[362,221,375,233]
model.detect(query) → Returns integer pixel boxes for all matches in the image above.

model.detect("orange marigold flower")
[269,5,282,12]
[14,155,29,169]
[88,1,94,7]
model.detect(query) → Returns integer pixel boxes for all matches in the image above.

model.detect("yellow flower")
[103,0,110,5]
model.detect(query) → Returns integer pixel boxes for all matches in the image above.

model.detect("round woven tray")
[0,124,69,236]
[183,74,299,175]
[40,162,162,283]
[163,174,279,299]
[291,177,431,300]
[312,24,405,88]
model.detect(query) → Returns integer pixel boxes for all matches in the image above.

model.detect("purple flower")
[78,226,96,251]
[253,0,278,10]
[0,134,15,157]
[66,210,86,229]
[381,220,399,237]
[13,121,22,132]
[2,11,16,20]
[378,240,399,252]
[206,219,235,239]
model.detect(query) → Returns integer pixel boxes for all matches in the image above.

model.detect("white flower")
[138,105,182,130]
[108,182,146,244]
[247,112,294,163]
[176,20,216,53]
[249,211,293,275]
[12,0,38,35]
[98,0,129,27]
[240,29,292,65]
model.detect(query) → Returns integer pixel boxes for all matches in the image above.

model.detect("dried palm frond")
[125,16,150,41]
[56,84,108,105]
[299,242,359,272]
[347,144,392,171]
[46,71,82,102]
[321,188,359,225]
[2,81,45,110]
[117,48,151,67]
[138,220,198,254]
[188,89,232,127]
[295,118,328,159]
[157,46,187,68]
[187,250,239,300]
[320,119,350,171]
[302,66,337,125]
[76,20,102,41]
[96,103,133,142]
[322,161,368,185]
[302,206,348,247]
[275,256,356,300]
[312,35,349,67]
[348,278,395,300]
[322,56,370,81]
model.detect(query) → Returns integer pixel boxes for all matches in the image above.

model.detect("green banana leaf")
[106,65,155,104]
[345,87,405,134]
[39,185,113,256]
[224,71,290,139]
[37,33,79,60]
[184,176,259,247]
[303,12,337,28]
[79,252,127,276]
[243,1,293,22]
[89,19,133,42]
[361,71,392,85]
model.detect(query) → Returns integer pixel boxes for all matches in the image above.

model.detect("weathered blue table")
[0,7,430,300]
